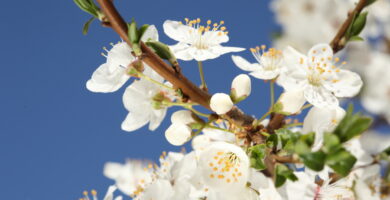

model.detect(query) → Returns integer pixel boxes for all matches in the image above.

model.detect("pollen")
[218,175,225,179]
[91,190,97,196]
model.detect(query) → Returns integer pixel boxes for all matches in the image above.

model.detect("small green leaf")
[326,148,357,176]
[333,104,372,142]
[266,133,279,148]
[299,151,326,171]
[82,17,95,35]
[323,133,341,154]
[365,0,377,6]
[146,41,177,64]
[249,144,267,170]
[275,164,298,187]
[73,0,98,17]
[349,35,364,42]
[350,12,368,37]
[128,20,140,44]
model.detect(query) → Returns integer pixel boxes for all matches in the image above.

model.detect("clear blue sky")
[0,0,284,199]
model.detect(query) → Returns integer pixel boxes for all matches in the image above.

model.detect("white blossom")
[163,18,244,61]
[230,74,251,100]
[121,67,173,132]
[232,46,284,80]
[86,26,158,93]
[198,142,250,193]
[279,43,363,108]
[103,161,153,196]
[210,93,234,114]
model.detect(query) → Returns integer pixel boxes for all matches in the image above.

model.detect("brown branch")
[330,0,367,53]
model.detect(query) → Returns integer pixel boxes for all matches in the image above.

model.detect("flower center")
[250,45,282,71]
[207,151,242,184]
[180,18,228,50]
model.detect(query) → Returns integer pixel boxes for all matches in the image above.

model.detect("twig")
[330,0,367,53]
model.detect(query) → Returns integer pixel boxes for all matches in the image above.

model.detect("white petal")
[140,25,159,42]
[122,81,149,112]
[278,90,306,114]
[210,93,234,114]
[189,47,220,61]
[139,179,174,200]
[283,46,307,70]
[210,45,245,56]
[148,108,167,131]
[303,85,339,108]
[250,68,280,80]
[121,112,150,132]
[323,69,363,98]
[163,20,193,43]
[86,63,129,93]
[169,42,193,61]
[103,185,117,200]
[231,55,260,72]
[106,42,135,68]
[203,31,229,44]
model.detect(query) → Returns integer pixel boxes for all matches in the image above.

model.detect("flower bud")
[165,123,192,146]
[231,74,251,102]
[171,110,195,125]
[210,93,234,115]
[276,90,306,114]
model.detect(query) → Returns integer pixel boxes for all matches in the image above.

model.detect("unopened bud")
[210,93,234,115]
[165,123,192,146]
[231,74,251,102]
[276,90,306,114]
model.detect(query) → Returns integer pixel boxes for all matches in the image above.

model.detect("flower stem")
[187,106,210,118]
[258,110,272,123]
[197,61,207,91]
[283,122,303,129]
[270,79,275,108]
[138,72,174,91]
[205,124,235,134]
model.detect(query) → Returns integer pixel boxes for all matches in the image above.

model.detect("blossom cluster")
[73,0,390,199]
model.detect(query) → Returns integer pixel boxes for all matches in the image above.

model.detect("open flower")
[232,45,284,80]
[198,142,250,193]
[121,67,173,132]
[86,25,158,93]
[165,110,196,146]
[163,18,245,61]
[278,43,363,108]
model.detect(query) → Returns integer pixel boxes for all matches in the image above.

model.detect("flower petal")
[107,42,135,69]
[307,43,333,62]
[169,43,193,61]
[231,55,261,72]
[163,20,193,43]
[249,68,280,80]
[303,85,339,108]
[148,108,167,131]
[122,80,149,112]
[121,111,150,132]
[323,69,363,98]
[140,25,159,42]
[86,63,130,93]
[202,31,229,44]
[210,45,245,55]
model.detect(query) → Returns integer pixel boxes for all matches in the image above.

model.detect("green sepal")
[82,17,95,35]
[249,144,267,170]
[349,35,364,42]
[349,12,368,38]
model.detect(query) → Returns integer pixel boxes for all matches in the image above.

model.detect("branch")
[330,0,367,53]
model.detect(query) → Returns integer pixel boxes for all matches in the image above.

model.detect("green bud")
[145,41,178,66]
[349,12,368,38]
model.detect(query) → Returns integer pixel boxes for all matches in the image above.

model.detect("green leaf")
[350,12,368,37]
[146,41,177,64]
[323,133,341,154]
[333,104,372,143]
[73,0,98,17]
[326,148,357,176]
[275,164,298,187]
[266,133,279,148]
[365,0,377,6]
[82,17,95,35]
[128,20,140,44]
[299,151,326,171]
[349,35,364,42]
[249,144,267,170]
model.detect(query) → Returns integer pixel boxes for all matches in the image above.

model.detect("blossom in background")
[163,18,244,61]
[361,51,390,123]
[279,43,363,108]
[121,67,173,132]
[302,106,345,151]
[86,25,159,93]
[232,46,284,80]
[270,0,353,51]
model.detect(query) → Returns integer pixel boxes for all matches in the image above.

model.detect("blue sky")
[0,0,280,199]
